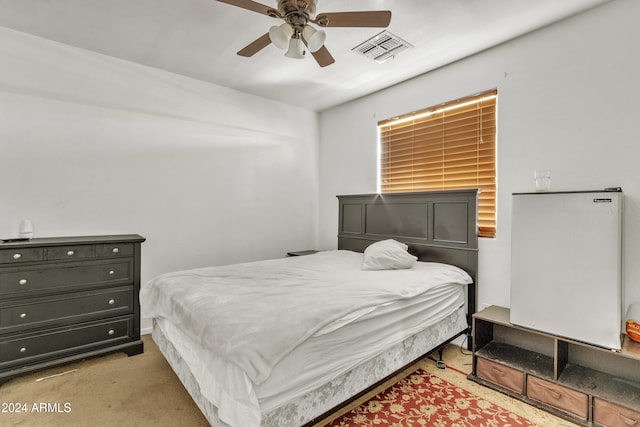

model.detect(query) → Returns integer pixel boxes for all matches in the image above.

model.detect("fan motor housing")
[278,0,316,18]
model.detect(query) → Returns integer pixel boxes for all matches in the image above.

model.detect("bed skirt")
[151,305,467,427]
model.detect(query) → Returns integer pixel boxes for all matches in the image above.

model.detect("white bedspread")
[141,250,472,426]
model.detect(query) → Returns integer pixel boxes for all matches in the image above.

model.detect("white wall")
[319,0,640,314]
[0,28,320,332]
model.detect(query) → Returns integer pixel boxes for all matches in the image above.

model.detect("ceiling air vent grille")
[352,30,413,63]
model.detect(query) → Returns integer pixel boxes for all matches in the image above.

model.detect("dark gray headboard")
[337,189,479,318]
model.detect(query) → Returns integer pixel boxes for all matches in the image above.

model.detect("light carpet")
[0,335,577,427]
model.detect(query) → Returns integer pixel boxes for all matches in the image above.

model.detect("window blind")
[378,90,497,238]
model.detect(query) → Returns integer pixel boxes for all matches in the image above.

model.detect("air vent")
[352,30,413,63]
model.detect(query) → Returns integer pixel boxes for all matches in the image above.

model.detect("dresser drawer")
[594,398,640,427]
[45,245,95,261]
[0,287,133,332]
[0,317,133,365]
[0,248,44,264]
[476,357,525,394]
[527,375,588,420]
[96,243,133,258]
[0,260,132,296]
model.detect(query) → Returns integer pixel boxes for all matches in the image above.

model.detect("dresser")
[0,234,145,384]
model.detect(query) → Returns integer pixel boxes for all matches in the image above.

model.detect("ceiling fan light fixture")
[284,36,305,59]
[224,0,391,67]
[302,24,326,52]
[269,23,294,49]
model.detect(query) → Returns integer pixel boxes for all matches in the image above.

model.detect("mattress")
[142,250,472,427]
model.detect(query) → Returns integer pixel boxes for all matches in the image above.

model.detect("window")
[378,90,497,238]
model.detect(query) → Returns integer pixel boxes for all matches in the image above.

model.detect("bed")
[141,189,479,427]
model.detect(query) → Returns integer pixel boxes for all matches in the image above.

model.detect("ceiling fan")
[216,0,392,67]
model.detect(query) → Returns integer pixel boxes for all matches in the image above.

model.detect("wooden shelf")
[561,364,640,413]
[476,341,555,380]
[622,335,640,361]
[470,305,640,426]
[474,305,510,324]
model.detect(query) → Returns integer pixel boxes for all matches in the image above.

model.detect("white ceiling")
[0,0,612,111]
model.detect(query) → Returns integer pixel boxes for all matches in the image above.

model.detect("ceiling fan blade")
[314,11,391,28]
[237,33,272,57]
[311,45,335,67]
[217,0,278,17]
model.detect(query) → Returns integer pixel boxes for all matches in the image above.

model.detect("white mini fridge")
[510,190,623,350]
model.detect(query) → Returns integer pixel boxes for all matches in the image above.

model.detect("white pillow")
[362,239,417,271]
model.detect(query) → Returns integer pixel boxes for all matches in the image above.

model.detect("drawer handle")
[108,329,115,336]
[19,279,28,286]
[112,247,119,254]
[108,298,115,305]
[20,347,27,353]
[13,253,22,260]
[620,414,638,426]
[20,313,27,319]
[108,270,115,275]
[67,250,75,256]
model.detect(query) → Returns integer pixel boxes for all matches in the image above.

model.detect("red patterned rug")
[325,367,537,427]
